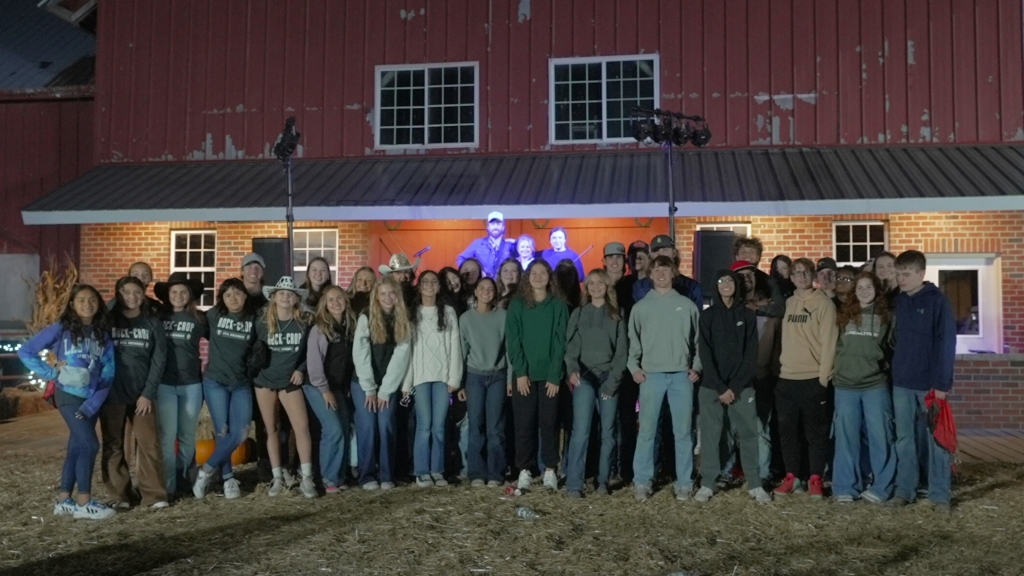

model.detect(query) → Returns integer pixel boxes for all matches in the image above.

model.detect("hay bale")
[0,387,53,419]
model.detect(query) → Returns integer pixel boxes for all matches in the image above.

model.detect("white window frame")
[169,230,217,309]
[548,54,661,144]
[293,228,339,285]
[373,61,480,150]
[696,223,751,238]
[832,221,888,266]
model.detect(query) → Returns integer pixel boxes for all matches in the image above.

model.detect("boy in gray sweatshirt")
[627,256,702,501]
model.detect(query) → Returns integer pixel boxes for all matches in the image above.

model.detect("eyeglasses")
[836,277,854,283]
[792,270,812,278]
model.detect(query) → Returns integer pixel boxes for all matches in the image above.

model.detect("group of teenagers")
[21,221,957,521]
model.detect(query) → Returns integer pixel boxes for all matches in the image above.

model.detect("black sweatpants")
[775,377,831,479]
[511,380,560,471]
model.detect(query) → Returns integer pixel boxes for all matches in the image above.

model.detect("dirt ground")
[0,449,1022,576]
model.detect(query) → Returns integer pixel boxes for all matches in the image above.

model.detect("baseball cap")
[628,240,650,253]
[242,253,266,268]
[731,260,756,272]
[603,242,626,257]
[487,211,504,222]
[816,257,838,272]
[650,234,675,252]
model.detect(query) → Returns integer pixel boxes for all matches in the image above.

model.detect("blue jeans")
[303,385,350,486]
[566,372,618,492]
[466,372,507,482]
[832,387,897,500]
[351,381,397,485]
[893,387,952,504]
[413,382,450,476]
[58,400,100,494]
[157,382,204,495]
[201,379,252,480]
[633,372,694,489]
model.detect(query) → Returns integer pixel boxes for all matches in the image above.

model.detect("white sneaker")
[299,475,317,498]
[282,469,297,488]
[193,469,212,499]
[674,486,692,501]
[431,473,448,487]
[416,475,434,488]
[694,486,714,502]
[361,481,380,491]
[150,501,169,509]
[267,477,286,497]
[486,480,501,488]
[379,482,395,490]
[517,469,532,490]
[542,469,558,491]
[470,479,486,488]
[53,498,76,516]
[223,478,241,500]
[110,500,131,510]
[73,500,116,520]
[635,484,652,501]
[749,487,772,503]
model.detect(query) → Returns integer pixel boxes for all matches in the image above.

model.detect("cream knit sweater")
[402,305,463,392]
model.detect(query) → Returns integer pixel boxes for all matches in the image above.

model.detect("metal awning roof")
[21,145,1024,225]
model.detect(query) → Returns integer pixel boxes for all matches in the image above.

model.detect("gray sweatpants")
[697,386,761,491]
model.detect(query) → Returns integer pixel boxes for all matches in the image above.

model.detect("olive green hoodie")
[833,304,894,390]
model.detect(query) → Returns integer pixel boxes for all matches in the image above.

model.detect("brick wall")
[672,210,1024,353]
[79,221,370,301]
[950,355,1024,430]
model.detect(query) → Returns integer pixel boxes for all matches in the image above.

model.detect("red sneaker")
[774,473,799,495]
[808,475,824,499]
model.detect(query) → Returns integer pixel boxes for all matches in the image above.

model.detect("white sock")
[272,467,283,480]
[301,462,313,478]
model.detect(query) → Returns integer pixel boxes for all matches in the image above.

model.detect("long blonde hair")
[314,285,356,341]
[581,269,621,321]
[367,276,411,344]
[263,289,307,334]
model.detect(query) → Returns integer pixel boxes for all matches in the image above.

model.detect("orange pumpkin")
[231,438,255,466]
[195,439,215,466]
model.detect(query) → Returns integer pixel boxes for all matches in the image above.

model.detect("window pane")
[202,251,214,268]
[428,126,442,143]
[429,67,442,85]
[294,251,307,267]
[397,109,410,127]
[623,80,637,99]
[938,270,979,335]
[554,65,569,82]
[381,89,395,107]
[460,66,474,84]
[203,234,215,249]
[380,109,395,127]
[835,225,850,243]
[444,125,459,143]
[188,251,201,267]
[571,64,586,82]
[175,252,187,268]
[460,85,474,104]
[443,67,458,84]
[639,79,654,99]
[460,125,474,142]
[836,245,850,263]
[852,245,868,263]
[606,61,621,79]
[870,224,885,243]
[380,128,395,145]
[412,87,424,107]
[460,106,473,124]
[554,84,569,102]
[175,234,187,249]
[555,123,570,140]
[397,89,410,107]
[294,232,307,250]
[869,245,885,259]
[852,225,867,243]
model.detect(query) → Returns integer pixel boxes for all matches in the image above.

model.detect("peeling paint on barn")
[518,0,531,23]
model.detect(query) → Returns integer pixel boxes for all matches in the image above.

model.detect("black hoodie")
[697,270,758,395]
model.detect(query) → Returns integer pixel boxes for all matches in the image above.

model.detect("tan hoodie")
[779,289,838,386]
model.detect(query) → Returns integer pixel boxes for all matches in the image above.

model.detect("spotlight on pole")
[272,117,302,275]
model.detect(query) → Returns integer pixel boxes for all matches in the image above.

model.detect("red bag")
[42,380,57,406]
[924,390,958,455]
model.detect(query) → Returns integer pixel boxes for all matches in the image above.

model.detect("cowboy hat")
[262,276,309,301]
[378,253,420,276]
[154,272,206,304]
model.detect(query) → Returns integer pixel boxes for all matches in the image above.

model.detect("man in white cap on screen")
[456,211,516,279]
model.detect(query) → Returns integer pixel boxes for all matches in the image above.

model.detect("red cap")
[731,260,756,272]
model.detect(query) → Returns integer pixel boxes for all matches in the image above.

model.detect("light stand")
[273,117,301,273]
[631,107,712,244]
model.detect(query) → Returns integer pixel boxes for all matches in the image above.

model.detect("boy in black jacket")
[696,269,771,503]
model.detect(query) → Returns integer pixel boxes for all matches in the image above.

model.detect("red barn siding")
[93,0,1024,163]
[0,97,92,264]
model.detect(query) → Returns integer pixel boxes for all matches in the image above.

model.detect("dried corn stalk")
[25,255,78,335]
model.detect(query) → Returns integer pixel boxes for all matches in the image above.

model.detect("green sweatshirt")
[779,289,838,386]
[834,304,893,390]
[564,303,628,396]
[505,294,569,384]
[627,288,702,375]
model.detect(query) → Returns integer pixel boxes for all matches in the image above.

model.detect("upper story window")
[374,62,479,149]
[833,221,887,266]
[549,55,659,144]
[170,231,216,308]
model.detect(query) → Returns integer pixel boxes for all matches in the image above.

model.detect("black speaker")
[252,238,291,284]
[693,230,737,302]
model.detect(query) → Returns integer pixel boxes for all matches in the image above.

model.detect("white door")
[924,254,1003,354]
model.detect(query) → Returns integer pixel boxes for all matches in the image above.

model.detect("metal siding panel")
[974,0,1002,142]
[680,1,705,119]
[882,0,909,143]
[791,0,817,146]
[769,0,793,145]
[702,1,727,146]
[146,1,172,160]
[447,0,469,61]
[404,0,426,65]
[128,0,154,161]
[223,1,250,159]
[528,0,552,151]
[487,0,510,152]
[928,0,955,144]
[746,0,770,146]
[904,0,931,144]
[595,2,618,56]
[185,1,211,159]
[301,1,328,157]
[636,0,660,56]
[164,4,192,160]
[997,0,1024,141]
[615,0,639,55]
[573,0,595,57]
[814,0,839,145]
[657,0,682,111]
[106,0,137,162]
[205,1,230,159]
[860,0,886,145]
[836,0,862,145]
[507,0,532,152]
[723,0,748,148]
[951,0,978,142]
[338,1,365,157]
